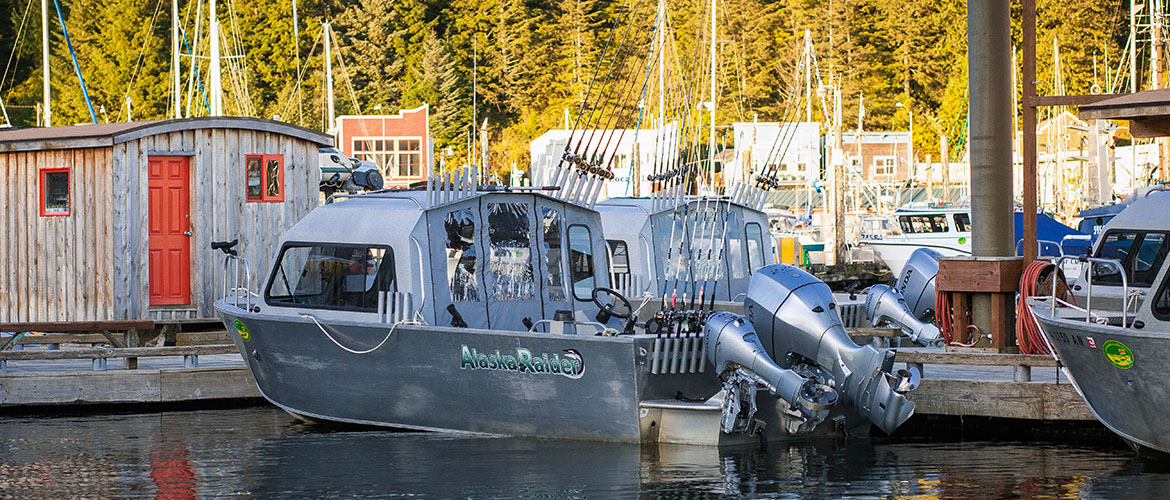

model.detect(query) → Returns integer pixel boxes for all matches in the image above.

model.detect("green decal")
[460,345,583,379]
[1102,340,1133,369]
[234,319,251,342]
[958,237,967,245]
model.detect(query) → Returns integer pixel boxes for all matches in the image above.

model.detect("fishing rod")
[567,0,652,172]
[557,4,628,172]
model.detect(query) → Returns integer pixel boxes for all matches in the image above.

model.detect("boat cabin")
[1075,192,1170,310]
[259,190,615,331]
[594,197,775,303]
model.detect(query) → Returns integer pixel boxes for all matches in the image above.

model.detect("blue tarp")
[1015,212,1091,257]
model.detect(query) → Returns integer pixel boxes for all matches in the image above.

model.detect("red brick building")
[335,104,431,188]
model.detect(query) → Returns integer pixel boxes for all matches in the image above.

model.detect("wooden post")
[124,326,139,369]
[941,135,950,202]
[1022,0,1038,264]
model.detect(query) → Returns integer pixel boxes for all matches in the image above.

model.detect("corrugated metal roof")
[0,117,335,152]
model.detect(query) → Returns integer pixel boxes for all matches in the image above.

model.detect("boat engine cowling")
[703,312,838,434]
[743,264,918,435]
[865,284,942,346]
[895,248,941,321]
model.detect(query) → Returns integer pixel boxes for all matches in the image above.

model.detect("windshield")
[266,244,395,311]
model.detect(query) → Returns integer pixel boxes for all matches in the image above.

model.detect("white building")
[728,122,823,185]
[529,123,680,199]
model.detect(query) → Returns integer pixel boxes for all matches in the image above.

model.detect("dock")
[0,330,1096,426]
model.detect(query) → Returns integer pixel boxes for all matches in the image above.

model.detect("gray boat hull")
[1031,303,1170,454]
[217,301,756,442]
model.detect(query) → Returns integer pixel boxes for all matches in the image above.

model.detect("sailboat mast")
[172,0,180,119]
[805,29,811,123]
[42,0,50,126]
[708,0,716,193]
[293,0,302,126]
[324,21,334,132]
[1131,0,1138,92]
[210,0,223,116]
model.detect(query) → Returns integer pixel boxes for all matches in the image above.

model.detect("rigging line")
[330,29,363,116]
[119,0,166,122]
[1,0,35,97]
[51,0,97,123]
[184,0,203,117]
[572,0,652,166]
[559,4,628,171]
[178,24,212,116]
[277,26,322,120]
[225,0,251,113]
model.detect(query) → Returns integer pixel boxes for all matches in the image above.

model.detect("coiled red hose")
[1016,260,1073,355]
[935,289,980,347]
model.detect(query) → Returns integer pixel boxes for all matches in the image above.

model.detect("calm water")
[2,406,1169,499]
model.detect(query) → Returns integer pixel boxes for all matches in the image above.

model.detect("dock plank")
[0,366,259,406]
[909,378,1093,421]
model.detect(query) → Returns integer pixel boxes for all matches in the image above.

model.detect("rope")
[300,313,408,355]
[51,0,97,123]
[1,0,34,97]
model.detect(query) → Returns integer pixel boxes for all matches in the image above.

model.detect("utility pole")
[941,135,950,202]
[324,22,334,132]
[708,0,717,194]
[172,0,180,119]
[805,30,812,123]
[209,0,222,116]
[42,0,50,127]
[1131,0,1139,93]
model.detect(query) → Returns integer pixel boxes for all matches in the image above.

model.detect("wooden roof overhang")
[0,117,335,153]
[1078,89,1170,138]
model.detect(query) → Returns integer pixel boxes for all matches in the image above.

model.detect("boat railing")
[220,254,256,312]
[1052,256,1128,326]
[1015,239,1064,258]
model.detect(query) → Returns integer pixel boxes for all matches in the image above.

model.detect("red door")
[148,156,192,305]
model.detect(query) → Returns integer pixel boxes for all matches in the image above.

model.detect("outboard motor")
[865,285,942,345]
[895,248,941,321]
[866,248,942,345]
[703,312,838,435]
[743,265,918,435]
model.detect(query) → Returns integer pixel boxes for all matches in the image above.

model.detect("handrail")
[1053,256,1127,326]
[1015,238,1063,257]
[639,233,654,294]
[410,236,427,320]
[221,254,256,312]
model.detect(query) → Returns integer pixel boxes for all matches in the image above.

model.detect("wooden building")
[0,118,334,323]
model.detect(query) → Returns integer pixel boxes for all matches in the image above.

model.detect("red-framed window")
[39,167,71,216]
[245,154,285,203]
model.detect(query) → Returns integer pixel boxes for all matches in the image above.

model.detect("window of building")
[353,136,423,178]
[245,154,284,202]
[444,208,480,302]
[746,222,765,272]
[39,168,70,216]
[486,202,535,301]
[541,207,567,301]
[266,244,395,311]
[873,156,896,177]
[568,225,595,301]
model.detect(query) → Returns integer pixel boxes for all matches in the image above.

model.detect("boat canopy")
[596,197,774,303]
[264,190,613,331]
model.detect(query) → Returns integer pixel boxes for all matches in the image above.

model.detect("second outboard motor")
[865,285,942,345]
[895,248,941,321]
[703,312,838,435]
[744,265,918,435]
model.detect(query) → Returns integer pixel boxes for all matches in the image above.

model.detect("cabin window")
[898,215,949,234]
[608,240,629,275]
[265,244,395,311]
[39,168,70,216]
[444,208,480,302]
[1093,230,1170,288]
[1152,271,1170,321]
[953,213,971,232]
[245,154,284,202]
[746,222,765,272]
[541,208,567,301]
[568,225,595,301]
[486,202,535,301]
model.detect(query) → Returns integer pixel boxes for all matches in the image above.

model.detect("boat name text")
[460,345,584,379]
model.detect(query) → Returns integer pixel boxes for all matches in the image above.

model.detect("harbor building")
[333,104,432,189]
[840,131,914,182]
[0,118,333,322]
[728,122,823,186]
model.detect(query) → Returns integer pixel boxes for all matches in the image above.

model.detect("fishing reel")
[645,308,713,336]
[561,153,616,179]
[647,167,684,182]
[754,174,783,190]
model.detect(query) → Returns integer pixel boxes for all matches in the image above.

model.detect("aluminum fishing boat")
[213,168,918,444]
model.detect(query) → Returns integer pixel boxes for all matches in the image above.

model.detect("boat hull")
[1032,304,1170,454]
[864,239,969,276]
[216,301,730,442]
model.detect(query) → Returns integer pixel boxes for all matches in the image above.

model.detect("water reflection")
[1,406,1167,498]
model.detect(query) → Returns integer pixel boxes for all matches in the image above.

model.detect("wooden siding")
[0,147,115,322]
[0,127,322,322]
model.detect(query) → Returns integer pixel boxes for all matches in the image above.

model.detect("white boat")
[861,203,972,276]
